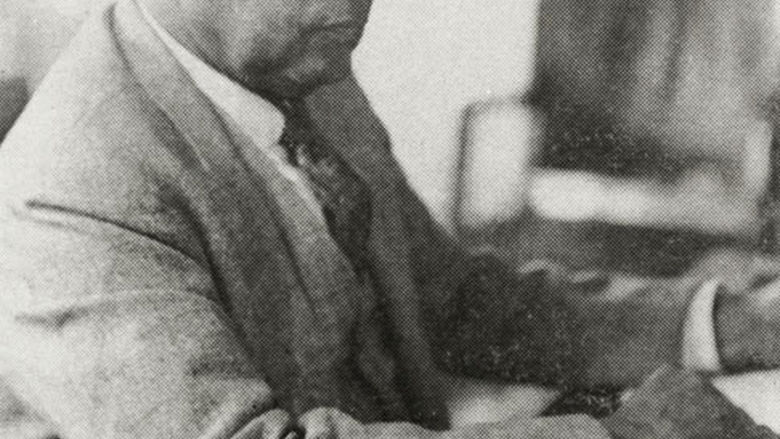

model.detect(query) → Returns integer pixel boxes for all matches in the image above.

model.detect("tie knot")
[272,102,374,276]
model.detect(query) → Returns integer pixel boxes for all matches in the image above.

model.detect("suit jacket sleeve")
[0,162,287,438]
[399,185,700,389]
[0,192,616,439]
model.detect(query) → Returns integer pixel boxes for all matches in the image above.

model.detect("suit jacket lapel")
[112,0,359,414]
[219,113,368,412]
[307,80,450,430]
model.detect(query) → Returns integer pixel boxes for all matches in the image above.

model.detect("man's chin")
[245,60,352,99]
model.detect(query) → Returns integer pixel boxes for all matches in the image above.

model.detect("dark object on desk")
[602,366,778,439]
[543,387,623,419]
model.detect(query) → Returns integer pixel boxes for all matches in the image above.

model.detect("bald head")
[142,0,372,98]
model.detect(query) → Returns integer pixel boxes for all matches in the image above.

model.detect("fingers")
[233,409,297,439]
[298,408,366,439]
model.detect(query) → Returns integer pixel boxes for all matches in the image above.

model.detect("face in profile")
[217,0,374,97]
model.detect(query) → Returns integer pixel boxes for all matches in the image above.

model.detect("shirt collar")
[138,1,286,148]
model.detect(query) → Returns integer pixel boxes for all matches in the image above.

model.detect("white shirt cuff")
[681,279,723,373]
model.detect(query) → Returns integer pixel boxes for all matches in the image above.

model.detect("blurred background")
[3,0,780,276]
[360,0,780,276]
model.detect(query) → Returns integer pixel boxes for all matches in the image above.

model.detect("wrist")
[681,280,723,373]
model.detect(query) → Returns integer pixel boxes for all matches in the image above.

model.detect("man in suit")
[0,0,779,437]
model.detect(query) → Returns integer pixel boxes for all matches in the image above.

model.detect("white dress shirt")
[140,3,326,222]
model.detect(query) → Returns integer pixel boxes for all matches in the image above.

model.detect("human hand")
[232,409,297,439]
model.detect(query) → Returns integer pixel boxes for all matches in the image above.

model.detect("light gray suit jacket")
[0,1,703,437]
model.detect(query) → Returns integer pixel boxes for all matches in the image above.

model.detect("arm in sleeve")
[400,185,704,389]
[0,196,292,439]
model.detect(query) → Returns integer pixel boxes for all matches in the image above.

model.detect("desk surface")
[445,372,780,433]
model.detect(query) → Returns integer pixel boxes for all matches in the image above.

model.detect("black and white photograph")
[1,0,780,437]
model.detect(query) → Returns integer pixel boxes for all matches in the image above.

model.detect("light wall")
[1,0,98,84]
[354,0,540,222]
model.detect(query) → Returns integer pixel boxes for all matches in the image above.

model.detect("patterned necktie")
[277,99,373,276]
